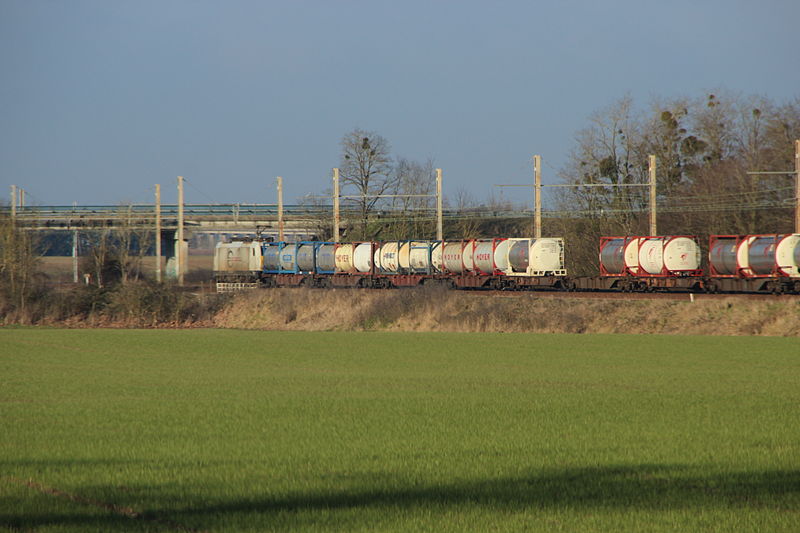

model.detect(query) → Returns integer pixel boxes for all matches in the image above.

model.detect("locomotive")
[213,233,800,295]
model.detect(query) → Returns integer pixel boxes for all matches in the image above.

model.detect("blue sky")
[1,0,798,206]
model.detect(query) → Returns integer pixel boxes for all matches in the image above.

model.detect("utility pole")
[155,184,162,283]
[648,155,657,235]
[18,188,25,208]
[277,176,284,241]
[436,168,443,241]
[10,185,16,219]
[177,176,185,286]
[533,155,542,239]
[795,139,800,233]
[72,229,79,283]
[333,168,340,243]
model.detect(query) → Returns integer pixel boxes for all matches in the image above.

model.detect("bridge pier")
[163,230,188,281]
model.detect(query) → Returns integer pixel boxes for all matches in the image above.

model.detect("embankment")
[213,288,800,336]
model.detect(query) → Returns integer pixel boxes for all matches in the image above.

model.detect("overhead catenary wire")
[182,177,219,204]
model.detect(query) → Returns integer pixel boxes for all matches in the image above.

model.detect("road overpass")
[3,202,538,282]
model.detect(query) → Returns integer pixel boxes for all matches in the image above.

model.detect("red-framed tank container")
[333,241,377,275]
[599,236,636,277]
[637,235,703,277]
[441,239,474,275]
[708,235,742,277]
[472,238,508,276]
[731,234,799,278]
[600,235,703,277]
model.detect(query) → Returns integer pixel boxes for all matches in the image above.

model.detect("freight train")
[213,234,800,295]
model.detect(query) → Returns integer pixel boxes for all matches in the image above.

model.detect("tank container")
[462,240,475,272]
[262,243,282,272]
[408,242,431,272]
[353,243,374,273]
[279,244,297,272]
[296,244,315,272]
[506,238,565,275]
[709,237,739,276]
[638,236,700,275]
[443,242,465,273]
[743,234,800,277]
[334,244,354,272]
[377,242,401,272]
[599,238,640,275]
[316,244,336,272]
[431,242,443,272]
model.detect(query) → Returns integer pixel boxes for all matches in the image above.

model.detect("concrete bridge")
[6,203,326,283]
[4,202,539,283]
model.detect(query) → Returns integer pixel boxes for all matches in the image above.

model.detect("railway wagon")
[214,237,568,291]
[213,233,800,294]
[705,234,800,294]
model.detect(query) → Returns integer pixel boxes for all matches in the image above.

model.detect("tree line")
[551,92,799,273]
[1,90,798,318]
[329,92,799,274]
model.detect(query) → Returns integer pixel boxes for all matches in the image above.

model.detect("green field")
[1,330,798,532]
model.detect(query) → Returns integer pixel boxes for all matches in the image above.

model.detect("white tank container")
[638,236,700,275]
[472,239,510,273]
[494,239,510,272]
[505,238,565,275]
[780,234,800,277]
[378,242,400,272]
[431,242,443,272]
[462,240,475,272]
[353,243,374,273]
[408,242,428,272]
[398,242,413,270]
[530,238,565,272]
[737,237,752,275]
[335,244,354,272]
[443,242,465,273]
[407,242,435,273]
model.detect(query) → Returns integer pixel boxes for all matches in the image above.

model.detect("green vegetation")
[2,330,798,532]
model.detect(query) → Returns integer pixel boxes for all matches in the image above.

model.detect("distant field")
[1,330,798,532]
[36,255,213,283]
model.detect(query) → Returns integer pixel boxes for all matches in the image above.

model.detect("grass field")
[1,330,798,532]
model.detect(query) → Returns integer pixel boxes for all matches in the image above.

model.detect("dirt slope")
[213,288,800,336]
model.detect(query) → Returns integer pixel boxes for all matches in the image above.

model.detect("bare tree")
[298,191,334,241]
[387,157,436,239]
[0,212,39,317]
[114,205,153,284]
[558,96,647,234]
[451,187,481,239]
[339,128,396,240]
[84,227,114,288]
